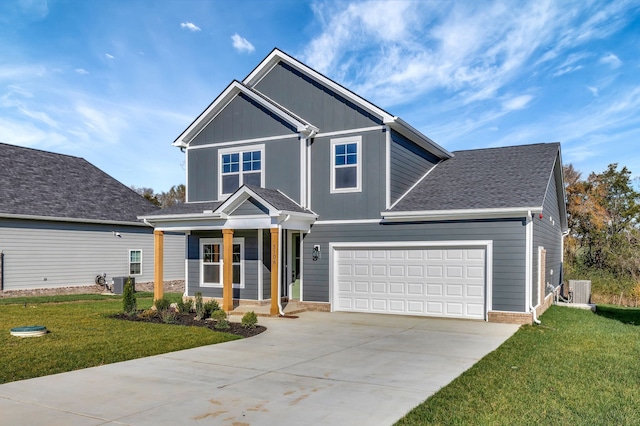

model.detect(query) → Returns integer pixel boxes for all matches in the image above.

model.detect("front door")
[289,232,301,300]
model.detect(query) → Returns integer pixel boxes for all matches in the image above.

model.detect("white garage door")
[334,246,486,319]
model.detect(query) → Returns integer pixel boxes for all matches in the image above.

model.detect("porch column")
[270,228,279,316]
[222,229,234,312]
[153,230,164,301]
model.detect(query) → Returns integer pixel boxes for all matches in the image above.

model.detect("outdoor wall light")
[312,245,321,261]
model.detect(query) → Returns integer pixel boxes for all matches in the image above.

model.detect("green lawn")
[397,305,640,425]
[0,294,239,384]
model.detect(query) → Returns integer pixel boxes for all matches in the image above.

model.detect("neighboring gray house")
[0,143,184,291]
[141,49,567,324]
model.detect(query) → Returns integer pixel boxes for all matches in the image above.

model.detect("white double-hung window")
[219,144,264,198]
[331,136,361,193]
[201,238,244,288]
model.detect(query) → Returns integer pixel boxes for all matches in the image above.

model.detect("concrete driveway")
[0,312,518,425]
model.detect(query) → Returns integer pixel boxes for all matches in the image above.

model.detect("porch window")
[331,136,361,193]
[219,144,264,198]
[201,238,244,288]
[129,249,142,275]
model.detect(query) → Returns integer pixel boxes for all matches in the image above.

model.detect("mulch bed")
[111,312,266,338]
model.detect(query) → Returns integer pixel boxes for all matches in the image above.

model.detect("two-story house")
[141,49,567,324]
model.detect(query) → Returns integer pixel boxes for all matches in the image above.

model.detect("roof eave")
[381,207,543,222]
[385,116,453,159]
[0,213,149,227]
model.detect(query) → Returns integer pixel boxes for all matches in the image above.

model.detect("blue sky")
[1,0,639,192]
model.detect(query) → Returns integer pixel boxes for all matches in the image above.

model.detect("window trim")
[218,144,265,200]
[128,249,142,276]
[200,237,245,288]
[330,136,362,193]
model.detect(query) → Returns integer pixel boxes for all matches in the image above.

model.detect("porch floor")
[228,300,322,317]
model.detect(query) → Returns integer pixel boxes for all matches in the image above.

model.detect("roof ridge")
[452,142,559,155]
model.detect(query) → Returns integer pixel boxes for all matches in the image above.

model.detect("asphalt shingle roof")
[0,143,159,223]
[141,201,223,217]
[390,143,560,212]
[245,185,313,214]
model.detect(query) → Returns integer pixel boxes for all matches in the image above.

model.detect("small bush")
[122,277,136,315]
[160,309,177,324]
[204,300,220,318]
[139,309,156,319]
[241,311,258,329]
[177,298,193,314]
[214,319,230,330]
[211,309,227,322]
[154,297,171,312]
[195,292,205,320]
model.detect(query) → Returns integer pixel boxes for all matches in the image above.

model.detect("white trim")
[299,233,304,302]
[389,160,442,210]
[218,144,265,200]
[185,147,190,203]
[187,134,297,151]
[258,230,263,301]
[306,137,312,210]
[382,206,542,222]
[200,237,245,289]
[525,212,533,312]
[536,245,544,308]
[316,126,384,138]
[329,240,493,320]
[330,136,362,194]
[385,125,391,209]
[128,249,142,276]
[314,219,381,225]
[184,258,189,297]
[300,136,306,208]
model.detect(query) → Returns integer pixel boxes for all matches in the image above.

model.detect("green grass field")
[0,294,238,384]
[397,305,640,425]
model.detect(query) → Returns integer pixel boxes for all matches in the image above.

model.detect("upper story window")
[219,144,264,199]
[331,136,361,193]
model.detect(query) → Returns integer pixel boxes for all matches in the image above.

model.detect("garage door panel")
[335,246,486,319]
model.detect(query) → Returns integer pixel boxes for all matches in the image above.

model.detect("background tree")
[130,186,160,207]
[131,184,185,208]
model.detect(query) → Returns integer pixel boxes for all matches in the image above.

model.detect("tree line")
[564,163,640,301]
[131,184,185,208]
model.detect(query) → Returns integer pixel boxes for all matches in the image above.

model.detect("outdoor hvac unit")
[112,277,135,295]
[568,280,591,304]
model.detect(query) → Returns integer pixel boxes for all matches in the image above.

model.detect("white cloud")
[587,86,598,96]
[502,95,534,111]
[105,53,114,60]
[231,33,255,54]
[75,68,89,75]
[180,22,201,32]
[599,53,622,68]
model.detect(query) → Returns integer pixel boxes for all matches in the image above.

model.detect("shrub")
[122,277,136,315]
[214,319,230,330]
[154,297,171,312]
[160,309,177,324]
[241,311,258,329]
[211,309,227,322]
[195,292,205,320]
[204,300,220,318]
[139,309,156,319]
[177,298,193,314]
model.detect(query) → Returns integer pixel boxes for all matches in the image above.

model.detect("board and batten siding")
[302,219,527,312]
[254,62,382,133]
[187,138,301,203]
[389,130,440,204]
[310,130,386,220]
[186,230,261,299]
[532,160,564,305]
[0,219,184,291]
[190,92,297,147]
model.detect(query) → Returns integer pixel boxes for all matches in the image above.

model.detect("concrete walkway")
[0,312,519,425]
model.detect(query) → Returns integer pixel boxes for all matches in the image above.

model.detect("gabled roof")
[173,80,318,148]
[243,48,452,159]
[0,143,158,225]
[385,143,565,224]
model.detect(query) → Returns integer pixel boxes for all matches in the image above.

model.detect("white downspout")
[276,215,291,316]
[527,210,541,325]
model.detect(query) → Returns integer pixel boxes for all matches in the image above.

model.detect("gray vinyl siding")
[310,129,386,219]
[302,219,527,312]
[389,130,440,204]
[0,219,184,291]
[187,138,301,203]
[532,161,563,305]
[187,230,260,299]
[233,198,269,215]
[190,93,296,147]
[254,62,382,132]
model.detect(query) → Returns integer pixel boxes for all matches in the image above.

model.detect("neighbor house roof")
[388,143,561,213]
[0,143,158,225]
